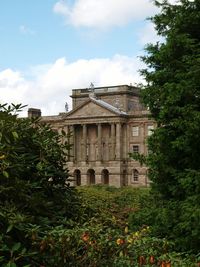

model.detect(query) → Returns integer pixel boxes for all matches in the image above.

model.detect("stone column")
[116,123,122,160]
[64,125,69,135]
[97,123,102,161]
[82,124,87,161]
[64,125,70,145]
[123,124,127,160]
[64,125,70,161]
[140,123,145,154]
[127,124,130,156]
[111,123,115,160]
[69,125,75,161]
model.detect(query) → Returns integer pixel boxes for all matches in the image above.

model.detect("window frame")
[132,145,139,153]
[132,126,139,137]
[132,169,139,182]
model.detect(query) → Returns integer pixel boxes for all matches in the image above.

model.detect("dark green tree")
[0,103,80,266]
[136,0,200,252]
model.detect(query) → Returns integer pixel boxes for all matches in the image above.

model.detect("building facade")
[31,84,155,187]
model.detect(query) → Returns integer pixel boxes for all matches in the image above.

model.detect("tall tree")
[140,0,200,252]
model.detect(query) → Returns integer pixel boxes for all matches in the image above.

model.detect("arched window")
[74,169,81,186]
[132,169,139,182]
[87,169,95,185]
[101,169,109,185]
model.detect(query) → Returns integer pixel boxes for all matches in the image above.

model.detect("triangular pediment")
[65,99,123,119]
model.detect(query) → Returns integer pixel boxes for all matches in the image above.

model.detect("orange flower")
[81,232,90,242]
[161,261,171,267]
[149,255,155,264]
[166,261,171,267]
[138,255,146,266]
[116,238,125,245]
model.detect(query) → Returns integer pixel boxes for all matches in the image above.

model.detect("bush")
[0,103,80,266]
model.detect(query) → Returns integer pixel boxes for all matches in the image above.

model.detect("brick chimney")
[28,108,41,118]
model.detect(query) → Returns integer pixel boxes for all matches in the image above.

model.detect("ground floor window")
[87,169,95,185]
[101,169,109,185]
[74,169,81,186]
[132,169,139,182]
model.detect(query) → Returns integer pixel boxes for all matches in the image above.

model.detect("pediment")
[65,100,120,119]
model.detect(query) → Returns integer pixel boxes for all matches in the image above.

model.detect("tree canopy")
[139,0,200,252]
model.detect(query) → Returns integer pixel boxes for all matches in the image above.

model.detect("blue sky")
[0,0,162,116]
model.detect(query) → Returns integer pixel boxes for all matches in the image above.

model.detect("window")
[132,169,139,182]
[132,145,139,153]
[147,125,154,136]
[132,126,139,136]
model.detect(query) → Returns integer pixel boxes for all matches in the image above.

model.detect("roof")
[89,96,127,116]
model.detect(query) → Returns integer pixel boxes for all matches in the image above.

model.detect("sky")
[0,0,168,116]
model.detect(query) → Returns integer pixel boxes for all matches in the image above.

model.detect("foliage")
[0,104,199,265]
[77,185,149,225]
[133,0,200,253]
[23,185,199,266]
[0,103,80,266]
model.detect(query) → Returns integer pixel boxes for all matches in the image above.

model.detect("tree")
[138,0,200,252]
[0,103,80,266]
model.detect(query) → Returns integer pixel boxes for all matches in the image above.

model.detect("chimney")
[28,108,41,118]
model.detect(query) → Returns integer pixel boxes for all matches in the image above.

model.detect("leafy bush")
[0,103,80,266]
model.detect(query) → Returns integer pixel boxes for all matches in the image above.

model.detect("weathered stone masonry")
[32,84,155,187]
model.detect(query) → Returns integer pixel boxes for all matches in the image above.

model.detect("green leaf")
[12,131,19,139]
[6,224,13,233]
[3,171,9,178]
[6,263,17,267]
[0,256,5,262]
[11,242,21,252]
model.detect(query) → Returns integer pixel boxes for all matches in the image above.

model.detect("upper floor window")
[132,145,139,153]
[132,126,139,136]
[147,125,154,136]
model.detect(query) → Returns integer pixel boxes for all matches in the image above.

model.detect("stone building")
[32,84,155,187]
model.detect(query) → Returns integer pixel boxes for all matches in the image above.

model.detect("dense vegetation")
[1,104,199,266]
[0,103,80,266]
[132,0,200,254]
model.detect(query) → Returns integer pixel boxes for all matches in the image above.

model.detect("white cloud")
[138,22,163,46]
[53,0,157,29]
[0,55,144,117]
[0,69,32,113]
[19,25,36,35]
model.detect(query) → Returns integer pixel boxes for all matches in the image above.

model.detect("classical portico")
[40,84,154,187]
[66,122,124,163]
